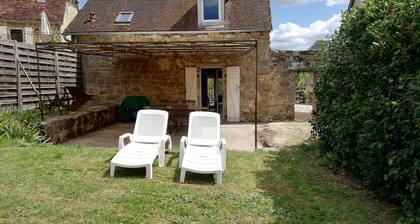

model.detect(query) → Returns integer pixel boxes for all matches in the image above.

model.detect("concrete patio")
[63,121,312,152]
[64,122,259,152]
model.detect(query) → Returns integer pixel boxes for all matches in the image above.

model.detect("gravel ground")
[258,121,312,150]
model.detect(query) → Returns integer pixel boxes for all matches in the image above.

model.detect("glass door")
[201,68,223,114]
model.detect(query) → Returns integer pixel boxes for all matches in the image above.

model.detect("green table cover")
[117,96,151,122]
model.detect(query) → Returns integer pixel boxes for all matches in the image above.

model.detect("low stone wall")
[41,105,117,143]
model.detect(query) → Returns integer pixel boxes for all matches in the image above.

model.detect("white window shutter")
[185,67,198,105]
[227,66,241,122]
[24,27,33,45]
[0,26,7,40]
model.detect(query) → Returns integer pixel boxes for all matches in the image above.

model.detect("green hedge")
[312,0,420,222]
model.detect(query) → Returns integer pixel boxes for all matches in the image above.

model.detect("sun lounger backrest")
[133,110,168,143]
[188,112,220,146]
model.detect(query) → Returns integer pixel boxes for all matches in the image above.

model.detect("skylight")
[115,12,134,23]
[37,0,46,3]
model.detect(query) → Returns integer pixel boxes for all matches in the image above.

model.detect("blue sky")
[271,1,347,27]
[270,0,348,50]
[77,0,348,50]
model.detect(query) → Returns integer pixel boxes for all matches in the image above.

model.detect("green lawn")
[0,144,397,223]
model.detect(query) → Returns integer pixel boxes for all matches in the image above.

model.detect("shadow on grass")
[166,152,179,167]
[102,167,148,179]
[166,151,217,186]
[104,155,115,163]
[102,153,148,179]
[173,170,216,186]
[254,143,328,223]
[254,143,398,223]
[102,150,218,185]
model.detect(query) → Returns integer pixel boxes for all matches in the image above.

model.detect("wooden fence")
[0,39,82,108]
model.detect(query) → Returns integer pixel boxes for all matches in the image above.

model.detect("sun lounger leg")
[159,151,165,167]
[146,164,153,179]
[110,164,115,177]
[180,168,186,183]
[216,171,222,186]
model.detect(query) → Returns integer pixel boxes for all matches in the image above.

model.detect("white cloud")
[325,0,348,6]
[270,14,342,51]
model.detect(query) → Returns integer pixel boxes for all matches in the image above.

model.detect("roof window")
[115,12,134,24]
[37,0,46,3]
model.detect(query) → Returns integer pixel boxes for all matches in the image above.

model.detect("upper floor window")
[203,0,220,20]
[10,29,24,42]
[198,0,224,27]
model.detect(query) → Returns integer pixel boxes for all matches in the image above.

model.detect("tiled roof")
[65,0,272,34]
[348,0,356,8]
[0,0,68,24]
[348,0,364,9]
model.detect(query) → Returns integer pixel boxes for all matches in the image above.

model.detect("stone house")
[348,0,364,8]
[62,0,294,122]
[0,0,78,44]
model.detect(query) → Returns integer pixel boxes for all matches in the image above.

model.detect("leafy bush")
[0,108,45,144]
[296,72,315,104]
[312,0,420,222]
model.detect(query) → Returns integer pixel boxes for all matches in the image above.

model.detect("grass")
[0,143,398,223]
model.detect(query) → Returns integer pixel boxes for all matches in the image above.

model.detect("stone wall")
[0,0,78,43]
[273,50,316,73]
[60,0,79,42]
[0,21,61,43]
[83,52,247,118]
[78,32,270,121]
[41,105,117,143]
[268,50,316,120]
[77,32,315,122]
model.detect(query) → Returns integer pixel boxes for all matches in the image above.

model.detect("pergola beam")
[37,40,257,56]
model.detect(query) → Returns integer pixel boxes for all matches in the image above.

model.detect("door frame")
[198,66,225,118]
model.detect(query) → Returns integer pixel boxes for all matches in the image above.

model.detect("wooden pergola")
[36,39,260,150]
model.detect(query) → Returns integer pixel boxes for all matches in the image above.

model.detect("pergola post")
[254,41,258,151]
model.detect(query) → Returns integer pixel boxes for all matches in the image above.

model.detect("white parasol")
[40,10,52,41]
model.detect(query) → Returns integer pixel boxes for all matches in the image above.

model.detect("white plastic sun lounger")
[179,112,227,186]
[110,110,172,179]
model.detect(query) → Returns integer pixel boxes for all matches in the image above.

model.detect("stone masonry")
[269,50,316,119]
[78,32,315,122]
[41,105,117,143]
